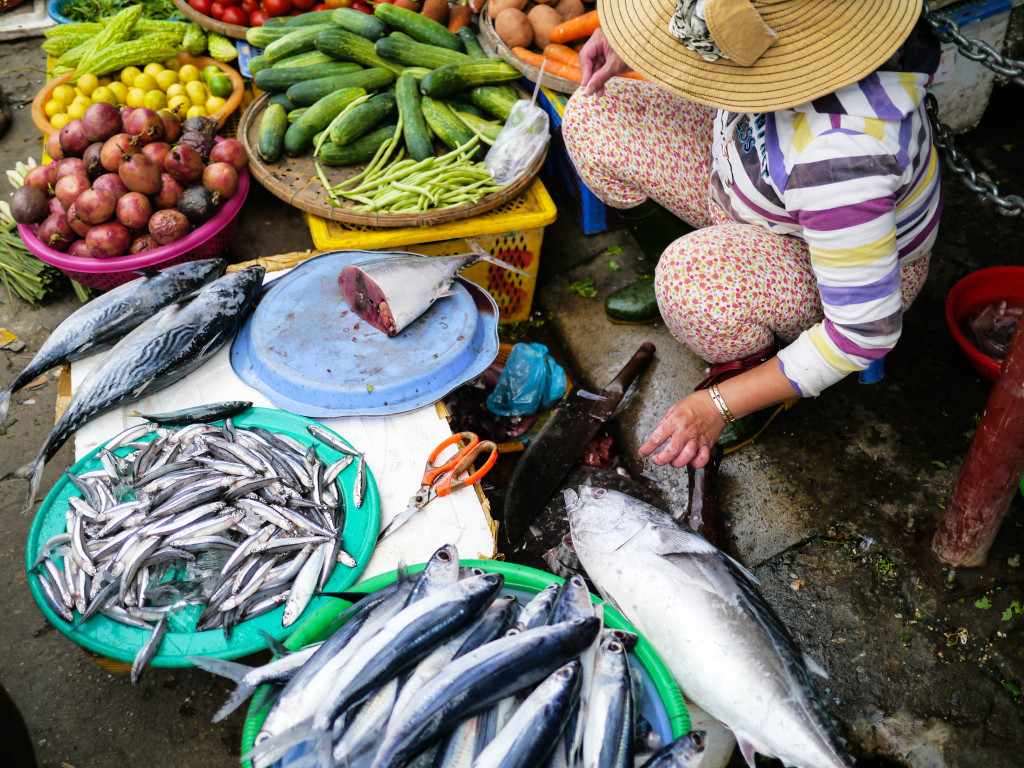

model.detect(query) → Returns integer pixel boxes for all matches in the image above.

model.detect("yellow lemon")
[91,86,117,106]
[107,81,128,103]
[76,73,99,97]
[177,64,200,84]
[143,62,165,77]
[98,76,112,87]
[155,69,178,91]
[126,88,147,108]
[166,83,188,99]
[163,57,182,71]
[66,100,88,119]
[204,95,226,114]
[185,105,208,120]
[143,90,168,111]
[167,94,191,113]
[52,84,76,105]
[44,99,65,118]
[120,66,141,87]
[133,73,157,92]
[50,113,72,130]
[185,80,208,104]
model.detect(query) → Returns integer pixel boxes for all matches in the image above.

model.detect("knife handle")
[603,342,656,397]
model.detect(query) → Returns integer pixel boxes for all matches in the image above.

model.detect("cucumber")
[396,71,433,161]
[264,24,334,65]
[457,26,487,59]
[285,67,394,107]
[319,124,398,166]
[257,102,288,163]
[331,8,388,41]
[274,50,335,68]
[374,36,471,69]
[261,16,291,27]
[283,9,337,26]
[245,25,293,48]
[315,27,406,76]
[467,85,519,121]
[288,108,307,123]
[449,98,485,119]
[373,3,462,51]
[284,87,367,156]
[269,92,299,112]
[330,92,397,145]
[254,62,362,93]
[454,109,502,142]
[247,54,271,76]
[421,96,482,159]
[421,60,520,99]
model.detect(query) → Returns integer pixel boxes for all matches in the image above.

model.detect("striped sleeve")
[777,135,903,397]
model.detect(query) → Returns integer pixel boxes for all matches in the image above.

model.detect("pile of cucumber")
[249,5,523,170]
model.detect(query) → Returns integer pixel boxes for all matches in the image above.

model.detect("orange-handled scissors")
[377,431,498,543]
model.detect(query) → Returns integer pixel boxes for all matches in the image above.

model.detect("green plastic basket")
[24,406,381,667]
[240,559,691,764]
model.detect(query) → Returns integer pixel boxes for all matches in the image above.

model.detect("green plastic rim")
[240,559,691,765]
[24,406,381,667]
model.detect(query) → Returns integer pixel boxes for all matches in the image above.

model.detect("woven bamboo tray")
[237,91,547,228]
[172,0,248,39]
[480,4,580,95]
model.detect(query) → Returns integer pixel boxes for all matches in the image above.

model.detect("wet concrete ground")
[1,35,1023,768]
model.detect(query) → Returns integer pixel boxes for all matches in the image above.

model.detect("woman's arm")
[579,28,632,97]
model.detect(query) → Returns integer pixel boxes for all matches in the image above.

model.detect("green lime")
[208,74,234,99]
[201,64,222,84]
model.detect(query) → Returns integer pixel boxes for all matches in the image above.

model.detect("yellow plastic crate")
[305,178,558,324]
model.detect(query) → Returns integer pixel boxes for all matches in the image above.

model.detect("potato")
[487,0,527,17]
[527,4,563,50]
[496,8,533,49]
[553,0,582,17]
[532,0,557,5]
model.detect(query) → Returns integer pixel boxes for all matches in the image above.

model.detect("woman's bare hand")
[639,391,723,469]
[579,28,631,97]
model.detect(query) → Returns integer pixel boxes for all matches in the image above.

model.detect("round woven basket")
[237,91,547,228]
[480,4,580,95]
[171,0,249,39]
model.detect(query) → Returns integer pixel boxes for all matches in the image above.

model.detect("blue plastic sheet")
[486,342,566,417]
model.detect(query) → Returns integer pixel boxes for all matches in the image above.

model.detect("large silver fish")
[565,486,854,768]
[5,266,264,512]
[0,259,225,426]
[337,246,529,338]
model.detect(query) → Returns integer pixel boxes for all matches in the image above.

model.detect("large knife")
[502,342,656,545]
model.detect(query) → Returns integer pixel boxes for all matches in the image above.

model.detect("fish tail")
[2,454,46,515]
[466,240,533,279]
[186,655,257,722]
[0,388,11,426]
[241,720,314,768]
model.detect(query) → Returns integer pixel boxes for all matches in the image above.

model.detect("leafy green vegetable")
[59,0,176,23]
[606,260,620,271]
[974,597,992,609]
[600,245,622,257]
[1002,680,1021,697]
[1002,608,1013,621]
[570,279,596,298]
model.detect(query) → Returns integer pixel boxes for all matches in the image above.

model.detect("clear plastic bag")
[486,342,567,416]
[485,76,550,185]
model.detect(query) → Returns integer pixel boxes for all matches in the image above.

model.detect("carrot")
[422,0,449,24]
[549,8,599,43]
[511,47,583,82]
[543,43,579,68]
[448,1,472,31]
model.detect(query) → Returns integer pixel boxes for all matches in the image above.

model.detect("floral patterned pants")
[561,79,930,364]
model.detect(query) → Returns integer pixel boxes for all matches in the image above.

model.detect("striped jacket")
[709,69,942,397]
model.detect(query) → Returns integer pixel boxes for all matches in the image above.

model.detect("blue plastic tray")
[230,250,501,417]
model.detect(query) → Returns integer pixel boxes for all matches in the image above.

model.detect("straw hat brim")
[599,0,923,111]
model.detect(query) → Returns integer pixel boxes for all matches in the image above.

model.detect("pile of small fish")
[190,544,706,768]
[29,412,369,685]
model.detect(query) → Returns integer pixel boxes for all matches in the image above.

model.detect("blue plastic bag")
[486,342,567,417]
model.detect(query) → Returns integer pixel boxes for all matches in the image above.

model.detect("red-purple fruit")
[46,131,64,161]
[83,142,106,180]
[123,108,164,145]
[37,213,75,251]
[73,188,116,226]
[119,106,135,127]
[130,234,159,254]
[152,173,183,209]
[58,119,89,157]
[56,157,88,180]
[101,133,138,172]
[66,201,90,238]
[148,209,189,245]
[179,131,215,162]
[86,222,131,258]
[208,139,247,172]
[54,174,91,209]
[141,141,171,170]
[82,102,122,143]
[202,162,238,199]
[48,196,67,217]
[161,112,182,144]
[24,163,56,194]
[92,173,129,200]
[68,239,94,258]
[118,153,161,196]
[115,192,152,230]
[164,145,203,184]
[9,186,49,225]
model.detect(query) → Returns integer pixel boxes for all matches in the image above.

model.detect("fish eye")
[691,732,704,748]
[593,488,606,498]
[608,640,623,653]
[437,550,450,562]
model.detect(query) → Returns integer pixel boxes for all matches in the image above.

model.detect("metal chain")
[922,2,1024,216]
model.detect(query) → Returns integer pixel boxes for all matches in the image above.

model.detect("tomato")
[351,0,373,12]
[219,0,241,6]
[263,0,292,15]
[222,5,248,24]
[292,0,316,10]
[240,0,258,13]
[189,0,213,14]
[210,1,226,18]
[249,9,268,24]
[311,3,328,9]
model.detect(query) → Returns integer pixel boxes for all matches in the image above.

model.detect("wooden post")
[933,320,1024,567]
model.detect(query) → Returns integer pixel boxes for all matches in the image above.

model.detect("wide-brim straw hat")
[599,0,924,111]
